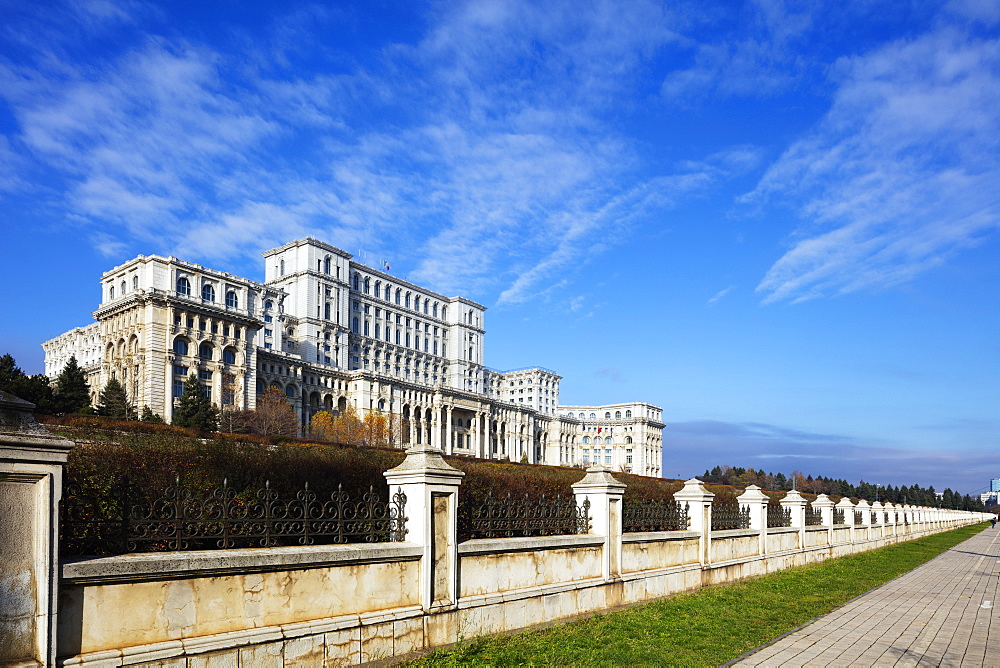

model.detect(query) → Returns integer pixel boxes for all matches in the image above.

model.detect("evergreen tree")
[0,353,56,411]
[54,355,92,413]
[97,377,133,419]
[139,405,164,423]
[172,374,218,431]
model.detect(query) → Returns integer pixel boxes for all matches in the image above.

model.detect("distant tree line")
[701,465,986,512]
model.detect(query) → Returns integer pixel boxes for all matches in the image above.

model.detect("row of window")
[350,274,448,320]
[173,338,239,364]
[176,277,243,309]
[567,410,632,419]
[107,275,140,301]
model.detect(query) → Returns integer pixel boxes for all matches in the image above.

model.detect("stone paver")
[733,527,1000,667]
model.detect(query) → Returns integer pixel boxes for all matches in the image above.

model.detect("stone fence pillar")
[738,485,769,556]
[0,392,75,667]
[674,478,714,566]
[812,494,835,526]
[836,497,856,542]
[856,499,872,541]
[572,467,626,582]
[781,489,808,549]
[384,444,464,611]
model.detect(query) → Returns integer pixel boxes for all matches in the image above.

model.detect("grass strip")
[407,523,988,667]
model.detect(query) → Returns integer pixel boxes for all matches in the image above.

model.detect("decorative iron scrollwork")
[457,492,591,541]
[767,502,791,528]
[711,501,750,530]
[805,504,823,526]
[833,508,845,525]
[60,476,407,556]
[623,499,690,532]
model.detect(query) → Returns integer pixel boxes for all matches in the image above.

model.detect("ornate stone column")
[0,392,75,667]
[738,485,769,556]
[675,478,715,566]
[444,406,453,455]
[572,467,626,582]
[781,489,808,549]
[384,445,464,611]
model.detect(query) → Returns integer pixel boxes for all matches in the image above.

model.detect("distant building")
[991,479,1000,493]
[43,237,663,475]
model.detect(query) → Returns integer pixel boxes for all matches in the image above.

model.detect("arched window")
[226,291,238,309]
[405,292,411,308]
[604,412,611,419]
[202,284,215,302]
[264,300,272,312]
[364,278,370,294]
[109,286,114,300]
[176,277,190,296]
[590,413,596,419]
[567,412,574,418]
[374,281,381,299]
[279,259,285,275]
[583,437,590,444]
[223,348,236,364]
[173,338,189,355]
[433,303,439,317]
[352,274,360,290]
[120,280,126,295]
[199,343,213,360]
[324,256,331,274]
[442,306,447,319]
[133,276,139,290]
[625,410,632,418]
[395,288,401,305]
[625,436,633,444]
[615,411,621,419]
[285,385,295,398]
[605,437,612,445]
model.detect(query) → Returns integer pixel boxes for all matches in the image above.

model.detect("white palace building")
[43,238,663,475]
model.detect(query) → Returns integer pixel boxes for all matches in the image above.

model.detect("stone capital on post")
[780,489,808,529]
[674,478,714,566]
[384,444,464,611]
[812,494,835,526]
[0,391,75,667]
[836,498,857,533]
[872,501,884,526]
[572,466,626,582]
[737,485,769,531]
[856,499,872,526]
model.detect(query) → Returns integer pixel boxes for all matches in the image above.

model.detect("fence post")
[674,478,714,566]
[856,499,872,541]
[383,444,464,611]
[738,485,769,556]
[871,501,884,537]
[781,489,807,549]
[836,497,856,544]
[812,494,835,544]
[572,466,626,582]
[0,392,75,667]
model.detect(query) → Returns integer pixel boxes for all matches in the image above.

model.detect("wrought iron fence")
[854,510,864,525]
[805,504,823,526]
[623,499,690,532]
[884,511,890,524]
[711,501,750,530]
[767,502,791,528]
[60,477,407,556]
[833,508,846,525]
[457,492,591,541]
[871,511,878,524]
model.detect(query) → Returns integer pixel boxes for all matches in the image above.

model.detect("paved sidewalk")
[734,527,1000,667]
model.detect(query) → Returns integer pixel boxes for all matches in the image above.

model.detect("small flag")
[383,260,391,272]
[597,426,602,434]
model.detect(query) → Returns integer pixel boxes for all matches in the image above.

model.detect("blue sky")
[1,0,997,495]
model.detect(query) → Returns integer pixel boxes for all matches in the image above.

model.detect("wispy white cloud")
[708,285,734,305]
[747,25,1000,303]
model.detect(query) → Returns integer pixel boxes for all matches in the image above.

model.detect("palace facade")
[43,238,663,475]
